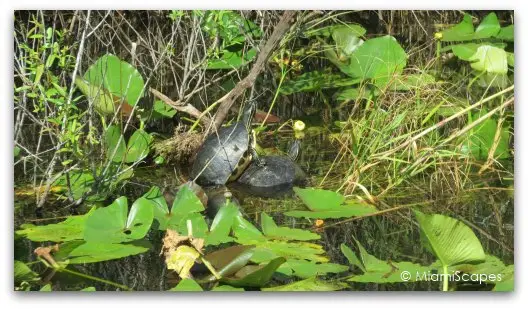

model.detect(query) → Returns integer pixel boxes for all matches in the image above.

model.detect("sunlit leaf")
[343,35,407,83]
[474,13,500,39]
[84,196,154,243]
[67,241,151,264]
[468,45,508,74]
[495,25,514,41]
[414,210,486,267]
[439,14,475,42]
[14,261,39,284]
[84,54,145,107]
[17,209,94,242]
[332,25,364,56]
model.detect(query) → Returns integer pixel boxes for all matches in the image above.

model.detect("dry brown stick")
[211,10,297,129]
[149,88,212,128]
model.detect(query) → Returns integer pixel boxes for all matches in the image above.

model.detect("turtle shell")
[236,156,306,198]
[191,122,250,186]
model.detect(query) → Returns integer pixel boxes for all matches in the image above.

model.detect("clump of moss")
[153,128,203,166]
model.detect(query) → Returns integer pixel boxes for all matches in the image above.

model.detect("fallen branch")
[211,10,297,129]
[150,87,212,128]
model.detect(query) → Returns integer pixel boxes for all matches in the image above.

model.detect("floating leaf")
[67,241,151,264]
[287,188,377,219]
[340,243,365,272]
[152,100,177,119]
[17,209,94,242]
[205,203,239,245]
[169,278,203,291]
[211,285,245,291]
[153,184,205,231]
[261,213,320,241]
[263,277,348,291]
[84,196,154,243]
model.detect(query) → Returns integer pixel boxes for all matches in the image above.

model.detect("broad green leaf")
[14,146,21,158]
[169,278,203,291]
[105,125,126,162]
[261,213,320,241]
[451,43,478,61]
[474,13,500,39]
[495,25,514,41]
[178,212,209,238]
[206,202,239,245]
[343,35,407,83]
[125,129,152,163]
[332,26,364,56]
[439,14,475,42]
[74,76,115,115]
[221,257,286,288]
[336,87,373,102]
[15,261,39,284]
[293,187,344,210]
[155,184,205,231]
[287,189,377,218]
[414,210,486,267]
[16,209,94,242]
[506,52,514,67]
[80,287,96,291]
[84,54,145,107]
[468,45,508,74]
[262,277,348,291]
[203,246,255,281]
[53,170,95,201]
[142,186,169,227]
[84,196,154,243]
[280,71,361,95]
[246,241,328,264]
[67,241,151,264]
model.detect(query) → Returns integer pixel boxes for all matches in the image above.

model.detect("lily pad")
[84,196,154,243]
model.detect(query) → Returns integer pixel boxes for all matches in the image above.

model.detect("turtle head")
[242,100,257,128]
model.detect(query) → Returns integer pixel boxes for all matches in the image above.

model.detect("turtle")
[191,101,263,186]
[235,139,307,197]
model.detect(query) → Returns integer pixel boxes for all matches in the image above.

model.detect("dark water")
[14,131,514,291]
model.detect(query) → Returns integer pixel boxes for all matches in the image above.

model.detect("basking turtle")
[191,101,263,186]
[235,139,307,197]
